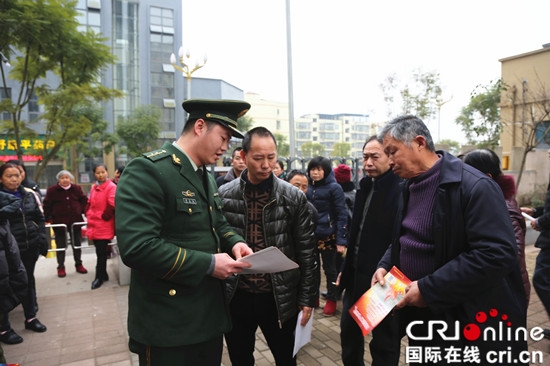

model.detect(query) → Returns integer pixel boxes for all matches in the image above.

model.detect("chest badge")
[182,190,195,198]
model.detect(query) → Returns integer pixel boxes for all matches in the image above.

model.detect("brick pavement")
[2,244,550,365]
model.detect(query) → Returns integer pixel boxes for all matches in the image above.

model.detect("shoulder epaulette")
[143,149,169,162]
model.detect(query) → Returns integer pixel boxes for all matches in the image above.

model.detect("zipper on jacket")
[228,188,249,302]
[262,197,284,328]
[21,195,30,250]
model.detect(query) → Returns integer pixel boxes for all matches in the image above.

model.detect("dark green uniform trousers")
[129,336,223,366]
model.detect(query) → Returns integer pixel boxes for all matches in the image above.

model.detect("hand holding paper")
[293,309,313,357]
[237,246,299,274]
[522,212,536,222]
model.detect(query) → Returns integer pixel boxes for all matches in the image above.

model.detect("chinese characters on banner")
[0,137,56,162]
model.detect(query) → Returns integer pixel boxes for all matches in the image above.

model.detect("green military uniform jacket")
[115,141,245,347]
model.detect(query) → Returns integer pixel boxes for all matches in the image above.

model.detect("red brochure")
[349,266,411,336]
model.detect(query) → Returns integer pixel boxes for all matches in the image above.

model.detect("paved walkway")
[2,244,550,365]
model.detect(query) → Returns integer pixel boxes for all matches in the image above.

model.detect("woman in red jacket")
[43,170,88,278]
[86,164,116,290]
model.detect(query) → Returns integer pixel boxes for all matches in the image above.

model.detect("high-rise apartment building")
[245,93,379,158]
[3,0,244,185]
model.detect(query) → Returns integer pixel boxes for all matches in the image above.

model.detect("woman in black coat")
[0,190,27,353]
[0,163,48,345]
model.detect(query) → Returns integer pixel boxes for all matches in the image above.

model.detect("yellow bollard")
[46,227,56,258]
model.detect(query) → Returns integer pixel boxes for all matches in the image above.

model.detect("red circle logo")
[463,324,481,341]
[476,312,487,323]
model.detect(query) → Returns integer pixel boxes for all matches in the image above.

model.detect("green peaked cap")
[182,99,250,138]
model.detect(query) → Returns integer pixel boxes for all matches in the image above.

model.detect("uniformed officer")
[115,99,253,366]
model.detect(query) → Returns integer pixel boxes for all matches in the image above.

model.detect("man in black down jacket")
[373,115,527,365]
[339,135,403,366]
[0,191,28,355]
[219,127,317,366]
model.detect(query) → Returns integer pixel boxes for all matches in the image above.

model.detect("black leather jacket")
[219,171,318,325]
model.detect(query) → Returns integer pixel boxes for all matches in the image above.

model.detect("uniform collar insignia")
[172,154,181,165]
[182,190,195,197]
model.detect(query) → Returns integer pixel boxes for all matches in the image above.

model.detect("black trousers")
[54,226,82,267]
[92,239,109,280]
[225,290,298,366]
[1,249,39,331]
[341,288,401,366]
[129,336,222,366]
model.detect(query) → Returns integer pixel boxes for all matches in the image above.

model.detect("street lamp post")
[170,46,207,102]
[0,51,10,68]
[285,0,295,161]
[436,97,452,143]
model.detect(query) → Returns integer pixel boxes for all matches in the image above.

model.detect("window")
[75,1,101,34]
[28,91,40,122]
[276,120,281,130]
[0,88,11,122]
[113,0,140,122]
[536,121,550,148]
[150,6,175,133]
[320,123,336,131]
[320,132,340,140]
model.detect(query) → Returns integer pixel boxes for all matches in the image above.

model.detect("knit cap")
[334,164,351,183]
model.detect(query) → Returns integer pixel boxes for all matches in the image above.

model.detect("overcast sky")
[180,0,550,143]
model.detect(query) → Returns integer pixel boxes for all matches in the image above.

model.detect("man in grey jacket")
[219,127,317,366]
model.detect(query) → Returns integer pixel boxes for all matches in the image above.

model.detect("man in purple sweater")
[372,115,527,365]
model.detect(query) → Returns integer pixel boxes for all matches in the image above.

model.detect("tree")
[379,68,444,122]
[0,0,121,180]
[274,133,289,157]
[455,79,503,149]
[438,139,461,155]
[502,75,550,189]
[331,142,351,157]
[300,142,324,157]
[236,115,253,132]
[66,104,118,164]
[116,105,161,158]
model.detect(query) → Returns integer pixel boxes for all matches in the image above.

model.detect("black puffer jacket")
[0,185,48,256]
[0,191,28,313]
[219,171,318,324]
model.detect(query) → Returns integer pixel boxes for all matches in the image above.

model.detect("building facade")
[245,92,379,158]
[3,0,244,187]
[499,44,550,202]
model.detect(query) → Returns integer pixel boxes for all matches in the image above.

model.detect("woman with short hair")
[43,170,89,278]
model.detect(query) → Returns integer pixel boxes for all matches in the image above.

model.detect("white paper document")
[522,212,536,221]
[293,310,313,357]
[238,246,298,274]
